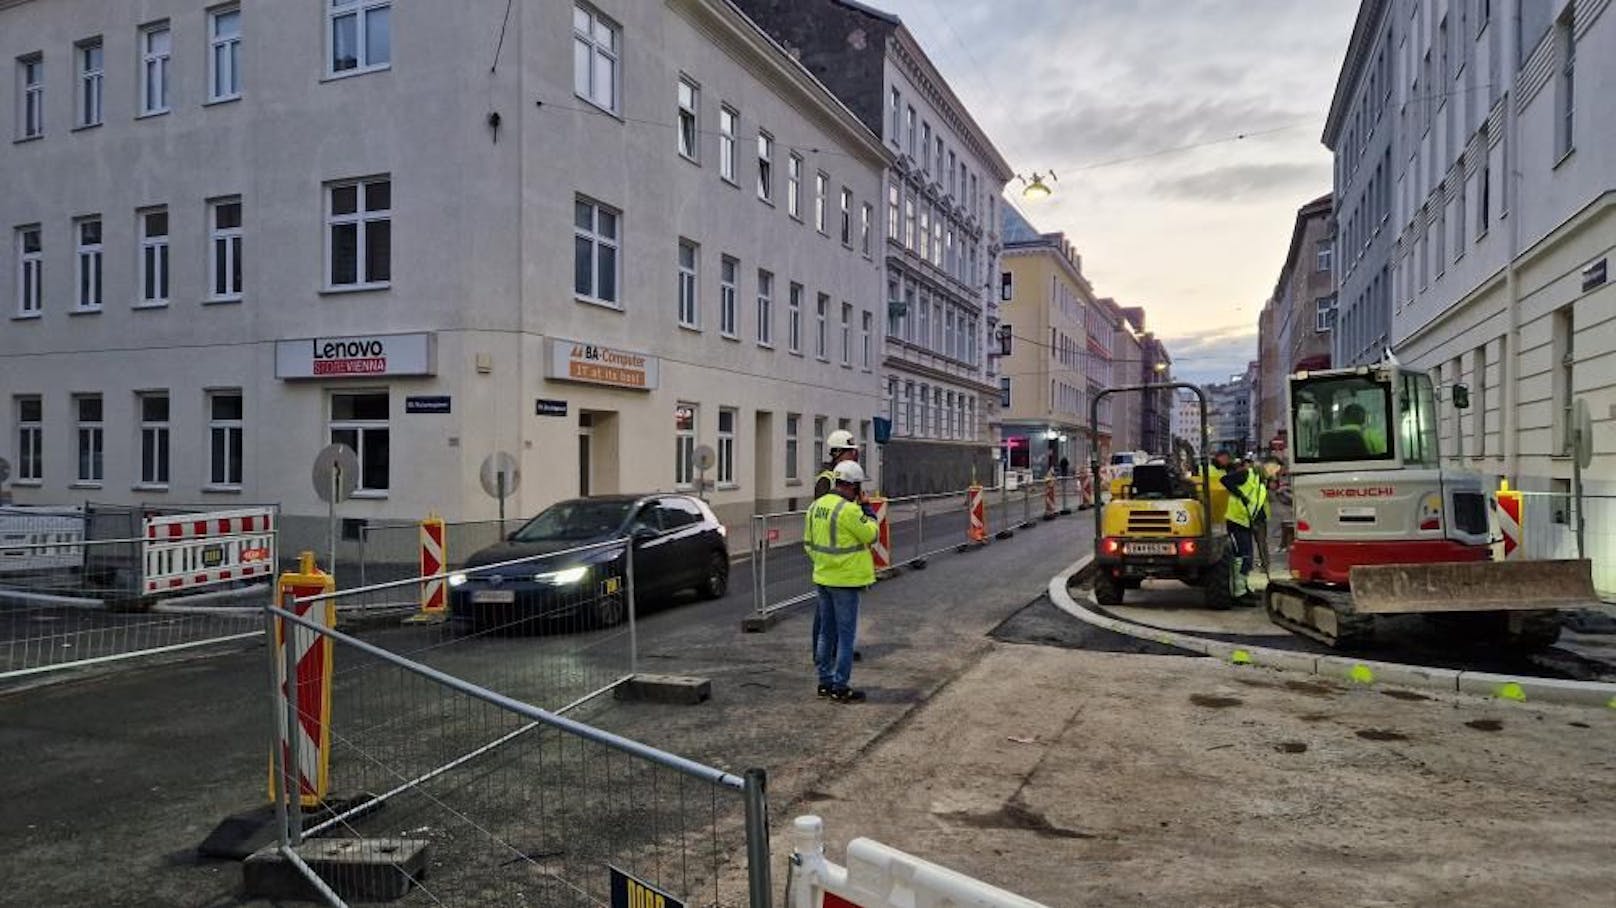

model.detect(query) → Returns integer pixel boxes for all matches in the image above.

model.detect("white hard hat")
[826,429,858,451]
[832,461,867,484]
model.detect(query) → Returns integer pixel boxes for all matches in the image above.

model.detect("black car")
[448,493,729,632]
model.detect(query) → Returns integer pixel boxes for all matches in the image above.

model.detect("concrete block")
[615,673,712,705]
[244,838,428,902]
[1315,655,1460,692]
[1456,670,1616,708]
[1245,647,1320,675]
[742,611,785,632]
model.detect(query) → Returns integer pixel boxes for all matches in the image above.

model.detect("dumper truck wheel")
[1093,570,1124,606]
[1202,546,1236,611]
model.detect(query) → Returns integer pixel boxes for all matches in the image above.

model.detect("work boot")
[829,687,866,703]
[816,683,833,698]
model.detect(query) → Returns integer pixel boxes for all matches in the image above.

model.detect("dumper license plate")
[1123,542,1175,556]
[473,590,516,604]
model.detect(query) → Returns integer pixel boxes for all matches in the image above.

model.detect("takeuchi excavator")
[1263,359,1598,650]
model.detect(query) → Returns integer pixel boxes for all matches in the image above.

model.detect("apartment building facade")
[1255,193,1336,451]
[0,0,890,543]
[1326,0,1616,495]
[730,0,1015,495]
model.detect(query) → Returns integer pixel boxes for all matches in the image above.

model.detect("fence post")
[913,498,927,568]
[1060,474,1071,515]
[264,602,291,850]
[357,525,367,589]
[743,768,772,908]
[788,815,828,908]
[752,513,765,619]
[280,601,304,846]
[625,541,637,678]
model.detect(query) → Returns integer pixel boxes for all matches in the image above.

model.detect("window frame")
[16,225,42,317]
[328,0,391,78]
[327,177,391,292]
[139,22,171,116]
[75,217,103,312]
[786,153,803,220]
[815,293,828,361]
[839,187,853,246]
[756,269,773,348]
[756,131,774,202]
[677,239,699,329]
[208,5,242,102]
[137,391,171,488]
[209,197,244,302]
[328,390,391,496]
[787,282,803,355]
[572,3,619,114]
[718,255,738,338]
[74,394,104,486]
[784,413,800,482]
[139,207,170,307]
[677,77,699,162]
[207,390,244,489]
[860,202,872,257]
[718,106,738,184]
[674,403,697,489]
[716,407,737,487]
[19,53,44,139]
[860,310,872,370]
[77,40,103,128]
[15,396,42,484]
[840,302,852,367]
[572,195,619,307]
[814,172,828,234]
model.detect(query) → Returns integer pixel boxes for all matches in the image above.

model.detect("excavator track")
[1264,580,1377,649]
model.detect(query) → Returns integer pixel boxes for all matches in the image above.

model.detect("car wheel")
[699,551,729,600]
[1093,570,1124,606]
[592,591,627,628]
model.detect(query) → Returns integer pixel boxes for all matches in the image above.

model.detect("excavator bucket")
[1348,559,1600,615]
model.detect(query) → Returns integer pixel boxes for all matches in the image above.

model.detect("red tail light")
[1101,537,1121,555]
[1178,539,1198,556]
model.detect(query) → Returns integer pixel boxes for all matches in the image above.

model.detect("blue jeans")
[814,586,861,689]
[1226,521,1254,575]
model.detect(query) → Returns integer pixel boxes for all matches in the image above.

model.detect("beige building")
[0,0,890,547]
[1255,193,1335,452]
[997,206,1092,475]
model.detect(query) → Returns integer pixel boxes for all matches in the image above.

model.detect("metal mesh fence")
[1518,492,1616,598]
[269,600,761,908]
[358,520,510,588]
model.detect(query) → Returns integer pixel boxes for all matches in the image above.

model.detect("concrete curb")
[1048,555,1616,711]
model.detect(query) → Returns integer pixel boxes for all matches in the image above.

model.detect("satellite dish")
[480,452,521,499]
[693,445,716,472]
[313,444,360,504]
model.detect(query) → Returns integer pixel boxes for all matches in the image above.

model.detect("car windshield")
[510,499,634,541]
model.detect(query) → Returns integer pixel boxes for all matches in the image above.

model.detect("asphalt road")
[0,505,1094,907]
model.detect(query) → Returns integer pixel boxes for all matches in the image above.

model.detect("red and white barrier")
[420,515,447,612]
[869,497,892,573]
[788,815,1048,908]
[1497,482,1523,560]
[1080,474,1095,508]
[142,507,276,595]
[271,553,335,808]
[967,485,987,544]
[1043,477,1057,519]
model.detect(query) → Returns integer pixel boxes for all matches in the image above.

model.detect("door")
[656,496,711,589]
[578,433,591,497]
[627,502,673,596]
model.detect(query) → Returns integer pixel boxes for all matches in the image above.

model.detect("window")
[331,0,389,74]
[16,226,41,316]
[836,188,852,246]
[75,395,104,484]
[209,198,243,300]
[329,391,389,493]
[840,302,852,366]
[921,122,931,171]
[887,185,899,241]
[902,381,915,435]
[76,218,103,311]
[756,270,773,347]
[1315,295,1337,332]
[757,132,774,201]
[785,413,800,481]
[788,282,803,354]
[904,197,916,250]
[677,240,698,328]
[1000,376,1011,408]
[327,178,394,291]
[572,195,617,305]
[209,6,241,101]
[905,105,916,155]
[138,393,170,487]
[889,88,901,144]
[945,391,955,438]
[717,408,736,486]
[15,397,42,483]
[917,293,930,349]
[1557,8,1575,158]
[140,23,171,115]
[932,218,943,268]
[947,150,957,195]
[815,173,828,233]
[18,54,43,139]
[208,391,243,487]
[78,41,102,127]
[861,311,872,369]
[674,404,697,488]
[677,78,698,161]
[918,383,930,435]
[813,416,826,463]
[886,276,901,336]
[572,4,617,111]
[936,138,944,179]
[787,153,803,219]
[139,208,169,305]
[719,107,737,183]
[1315,239,1333,274]
[919,207,931,262]
[1477,164,1490,237]
[1553,305,1573,455]
[719,256,738,337]
[815,293,828,359]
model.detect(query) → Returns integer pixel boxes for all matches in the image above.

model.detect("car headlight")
[533,566,588,585]
[447,573,468,587]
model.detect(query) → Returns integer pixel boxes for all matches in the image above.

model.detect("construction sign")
[269,552,335,808]
[1497,480,1523,560]
[869,496,891,573]
[420,514,447,613]
[967,484,987,543]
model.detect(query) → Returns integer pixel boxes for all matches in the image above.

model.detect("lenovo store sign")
[277,333,436,379]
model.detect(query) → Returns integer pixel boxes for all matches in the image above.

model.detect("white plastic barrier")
[0,507,84,573]
[789,815,1049,908]
[143,507,277,595]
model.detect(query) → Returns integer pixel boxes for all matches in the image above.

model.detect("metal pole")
[357,525,367,589]
[751,514,764,617]
[264,601,291,849]
[327,469,338,579]
[281,603,304,846]
[914,498,924,564]
[1022,482,1031,527]
[758,514,770,614]
[743,767,773,908]
[1572,430,1587,560]
[497,471,506,540]
[624,541,637,677]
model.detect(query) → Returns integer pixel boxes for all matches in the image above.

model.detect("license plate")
[473,590,516,604]
[1123,542,1175,556]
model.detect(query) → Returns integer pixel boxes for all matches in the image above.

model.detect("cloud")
[1153,161,1331,202]
[1161,325,1260,385]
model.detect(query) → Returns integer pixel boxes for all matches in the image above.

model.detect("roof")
[1274,193,1334,296]
[822,0,901,26]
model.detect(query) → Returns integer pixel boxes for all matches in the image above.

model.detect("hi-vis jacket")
[1224,468,1269,528]
[803,492,878,588]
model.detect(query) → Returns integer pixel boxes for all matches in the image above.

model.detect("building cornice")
[1323,0,1389,146]
[1000,243,1094,300]
[887,26,1014,182]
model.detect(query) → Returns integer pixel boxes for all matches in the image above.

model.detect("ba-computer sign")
[276,333,437,379]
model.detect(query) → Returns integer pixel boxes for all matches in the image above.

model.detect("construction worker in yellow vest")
[804,460,878,703]
[1220,458,1269,601]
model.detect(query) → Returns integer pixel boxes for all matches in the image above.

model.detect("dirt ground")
[786,642,1616,908]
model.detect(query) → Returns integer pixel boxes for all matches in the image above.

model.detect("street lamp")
[1018,171,1057,200]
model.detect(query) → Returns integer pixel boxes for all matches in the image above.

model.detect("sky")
[872,0,1360,385]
